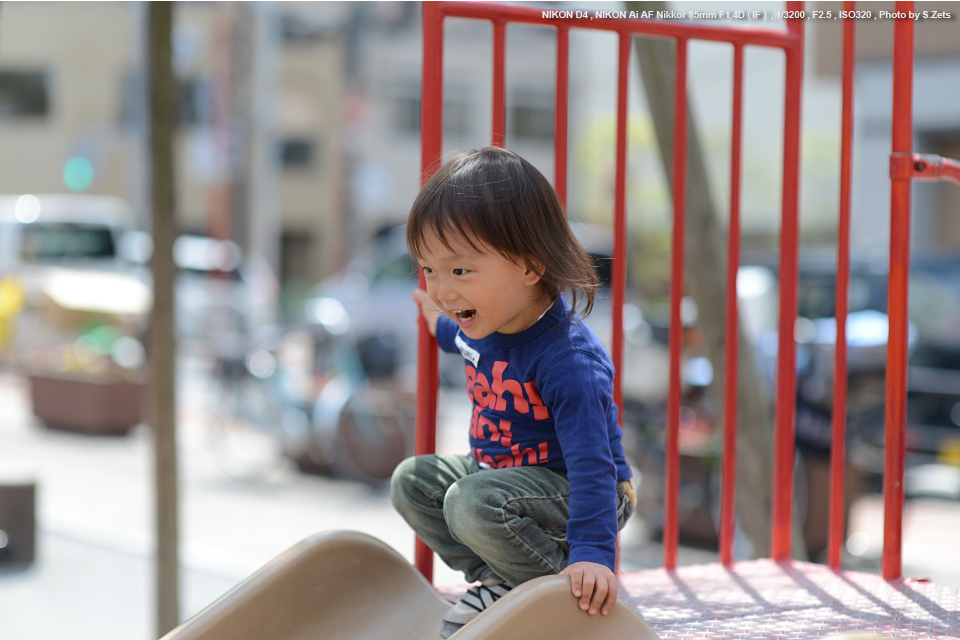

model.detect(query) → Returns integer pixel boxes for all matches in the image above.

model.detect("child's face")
[416,227,550,340]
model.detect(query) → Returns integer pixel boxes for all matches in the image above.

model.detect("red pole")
[415,1,444,583]
[883,0,914,581]
[554,26,570,208]
[664,36,688,571]
[829,2,856,571]
[771,2,805,561]
[612,32,629,428]
[492,19,507,147]
[719,42,744,567]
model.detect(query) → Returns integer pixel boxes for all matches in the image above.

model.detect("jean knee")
[443,479,495,543]
[390,455,418,512]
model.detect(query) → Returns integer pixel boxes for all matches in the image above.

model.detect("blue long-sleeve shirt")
[435,296,632,570]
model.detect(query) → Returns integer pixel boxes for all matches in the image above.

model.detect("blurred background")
[1,2,960,639]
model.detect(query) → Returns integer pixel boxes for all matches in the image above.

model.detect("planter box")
[29,374,145,435]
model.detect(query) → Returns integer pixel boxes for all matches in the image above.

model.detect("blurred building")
[0,2,350,292]
[0,2,562,295]
[9,1,950,293]
[814,1,960,256]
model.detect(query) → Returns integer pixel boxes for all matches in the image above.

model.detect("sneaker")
[439,582,511,638]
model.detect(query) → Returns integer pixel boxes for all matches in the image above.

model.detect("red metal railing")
[828,0,857,572]
[884,3,914,581]
[415,0,957,584]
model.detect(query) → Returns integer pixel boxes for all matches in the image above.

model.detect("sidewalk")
[6,359,955,640]
[1,362,680,640]
[0,366,456,640]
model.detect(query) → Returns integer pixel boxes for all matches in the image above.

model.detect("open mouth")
[454,309,476,322]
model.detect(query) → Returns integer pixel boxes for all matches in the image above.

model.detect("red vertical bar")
[612,31,630,572]
[612,32,629,427]
[829,2,856,571]
[554,26,570,208]
[415,1,444,584]
[664,36,688,571]
[771,3,805,561]
[720,43,744,567]
[492,19,506,147]
[884,1,914,581]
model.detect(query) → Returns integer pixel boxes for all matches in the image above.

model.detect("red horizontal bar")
[891,152,960,185]
[436,1,799,50]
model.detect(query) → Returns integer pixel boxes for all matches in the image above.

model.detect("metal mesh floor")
[617,560,960,639]
[439,560,959,638]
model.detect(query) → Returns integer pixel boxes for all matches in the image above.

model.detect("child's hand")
[412,288,442,337]
[561,561,618,616]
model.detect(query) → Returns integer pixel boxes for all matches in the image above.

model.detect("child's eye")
[420,266,434,275]
[452,268,469,276]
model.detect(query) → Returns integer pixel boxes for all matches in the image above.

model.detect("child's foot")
[439,582,511,638]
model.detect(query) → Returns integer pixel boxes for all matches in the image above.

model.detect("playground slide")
[160,530,661,640]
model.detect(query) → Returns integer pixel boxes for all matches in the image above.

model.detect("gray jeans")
[390,453,634,588]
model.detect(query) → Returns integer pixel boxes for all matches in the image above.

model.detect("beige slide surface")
[161,530,660,640]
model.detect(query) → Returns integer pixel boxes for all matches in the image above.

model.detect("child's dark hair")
[407,147,598,320]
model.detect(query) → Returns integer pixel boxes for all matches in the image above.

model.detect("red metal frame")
[828,1,857,571]
[663,35,688,570]
[771,10,805,562]
[418,1,806,581]
[719,42,743,567]
[883,1,915,580]
[416,0,949,585]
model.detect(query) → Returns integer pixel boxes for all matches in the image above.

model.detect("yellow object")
[937,437,960,468]
[0,276,26,351]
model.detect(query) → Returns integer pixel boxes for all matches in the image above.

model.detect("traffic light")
[63,156,94,191]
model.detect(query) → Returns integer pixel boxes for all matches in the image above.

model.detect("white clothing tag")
[455,333,480,367]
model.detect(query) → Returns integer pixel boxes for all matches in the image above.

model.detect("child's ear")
[521,259,545,286]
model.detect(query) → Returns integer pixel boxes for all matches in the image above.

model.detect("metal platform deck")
[440,559,959,638]
[619,560,957,639]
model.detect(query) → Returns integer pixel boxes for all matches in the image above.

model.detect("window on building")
[176,79,208,127]
[389,79,471,137]
[0,70,50,118]
[279,138,316,170]
[281,14,340,46]
[120,72,209,129]
[509,88,554,143]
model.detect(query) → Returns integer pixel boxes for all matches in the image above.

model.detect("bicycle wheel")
[208,372,286,481]
[329,386,415,485]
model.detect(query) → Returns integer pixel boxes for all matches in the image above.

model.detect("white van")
[0,194,149,361]
[0,193,140,278]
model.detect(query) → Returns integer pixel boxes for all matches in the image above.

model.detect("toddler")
[391,147,635,638]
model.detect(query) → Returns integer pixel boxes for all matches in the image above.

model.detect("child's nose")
[436,279,457,302]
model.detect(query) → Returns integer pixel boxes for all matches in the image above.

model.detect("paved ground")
[1,357,958,640]
[0,360,703,640]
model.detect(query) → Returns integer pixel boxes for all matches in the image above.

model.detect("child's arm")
[561,561,618,616]
[412,288,442,337]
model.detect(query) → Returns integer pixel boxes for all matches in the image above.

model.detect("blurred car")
[170,234,280,352]
[0,193,148,363]
[742,251,960,464]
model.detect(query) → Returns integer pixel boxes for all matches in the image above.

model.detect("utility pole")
[246,3,281,277]
[147,2,181,634]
